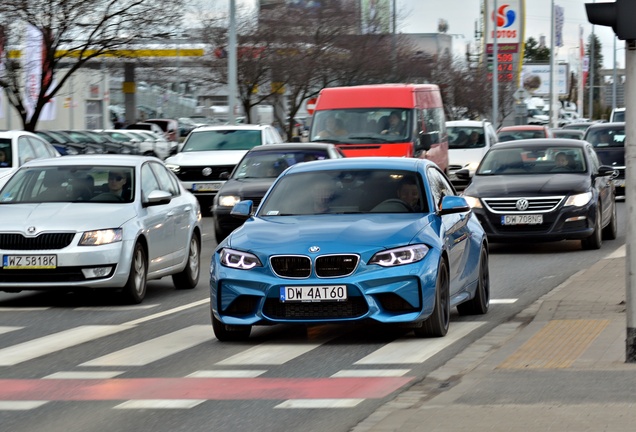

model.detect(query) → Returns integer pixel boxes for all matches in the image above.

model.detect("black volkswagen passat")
[458,139,617,250]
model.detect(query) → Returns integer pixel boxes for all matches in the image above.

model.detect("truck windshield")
[310,109,412,143]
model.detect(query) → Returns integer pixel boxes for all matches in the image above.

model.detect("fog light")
[565,216,586,223]
[82,267,113,279]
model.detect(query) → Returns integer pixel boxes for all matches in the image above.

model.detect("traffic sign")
[306,97,317,115]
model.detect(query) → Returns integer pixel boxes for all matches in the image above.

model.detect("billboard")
[521,63,569,96]
[485,0,524,54]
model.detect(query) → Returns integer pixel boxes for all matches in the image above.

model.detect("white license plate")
[192,182,223,192]
[501,214,543,225]
[614,179,625,187]
[2,255,57,269]
[280,285,347,303]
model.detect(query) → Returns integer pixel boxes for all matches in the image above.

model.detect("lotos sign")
[485,0,524,54]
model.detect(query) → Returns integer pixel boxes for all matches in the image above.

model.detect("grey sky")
[397,0,619,69]
[232,0,620,69]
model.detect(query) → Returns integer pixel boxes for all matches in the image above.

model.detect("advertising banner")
[485,0,523,54]
[521,63,569,96]
[23,25,56,122]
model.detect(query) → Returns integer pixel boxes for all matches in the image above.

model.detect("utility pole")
[588,0,595,120]
[586,0,636,363]
[227,0,237,124]
[492,0,498,127]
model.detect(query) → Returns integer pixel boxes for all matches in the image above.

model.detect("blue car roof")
[282,156,431,175]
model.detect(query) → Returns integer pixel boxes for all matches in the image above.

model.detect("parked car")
[497,125,553,142]
[0,131,61,188]
[77,130,138,155]
[458,139,617,250]
[125,122,165,137]
[446,120,498,191]
[0,155,202,303]
[35,130,82,156]
[36,130,103,155]
[210,157,489,341]
[122,129,172,160]
[212,142,345,241]
[552,129,585,140]
[164,124,284,214]
[145,118,180,143]
[583,122,626,198]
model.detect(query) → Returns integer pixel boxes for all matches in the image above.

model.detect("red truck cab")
[308,84,448,172]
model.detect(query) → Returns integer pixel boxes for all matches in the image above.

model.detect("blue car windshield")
[0,166,135,204]
[257,169,428,215]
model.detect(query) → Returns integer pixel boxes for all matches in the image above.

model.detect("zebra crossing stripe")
[0,325,133,366]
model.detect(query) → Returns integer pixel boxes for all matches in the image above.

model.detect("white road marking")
[114,399,206,409]
[0,308,50,312]
[331,369,411,377]
[275,399,364,409]
[0,325,133,366]
[43,371,125,379]
[74,304,160,311]
[355,321,486,364]
[0,326,22,335]
[186,370,267,378]
[606,244,626,259]
[79,325,213,367]
[490,299,518,304]
[216,341,327,365]
[121,299,208,326]
[0,401,48,410]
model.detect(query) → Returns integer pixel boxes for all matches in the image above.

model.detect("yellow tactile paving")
[497,319,609,369]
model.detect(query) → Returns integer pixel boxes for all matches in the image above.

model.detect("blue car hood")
[465,173,591,197]
[226,214,434,254]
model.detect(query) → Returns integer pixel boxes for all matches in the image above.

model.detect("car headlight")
[220,248,262,270]
[369,245,429,267]
[79,228,123,246]
[462,195,482,208]
[218,195,241,207]
[165,163,180,173]
[564,191,592,207]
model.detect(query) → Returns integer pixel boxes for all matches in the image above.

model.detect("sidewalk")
[356,246,636,432]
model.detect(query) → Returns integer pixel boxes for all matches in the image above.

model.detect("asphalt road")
[0,203,627,432]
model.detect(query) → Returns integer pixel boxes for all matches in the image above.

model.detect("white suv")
[164,125,284,213]
[446,120,498,191]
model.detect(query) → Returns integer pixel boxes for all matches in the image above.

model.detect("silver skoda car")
[0,155,202,303]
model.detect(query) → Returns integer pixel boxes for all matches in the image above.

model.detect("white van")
[446,120,498,190]
[610,107,625,122]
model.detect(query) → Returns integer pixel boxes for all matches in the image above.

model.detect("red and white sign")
[485,0,523,54]
[306,97,317,115]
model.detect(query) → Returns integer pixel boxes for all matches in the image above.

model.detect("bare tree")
[0,0,184,131]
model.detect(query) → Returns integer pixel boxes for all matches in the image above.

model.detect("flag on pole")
[23,24,56,122]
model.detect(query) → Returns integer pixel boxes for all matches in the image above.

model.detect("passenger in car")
[0,149,8,167]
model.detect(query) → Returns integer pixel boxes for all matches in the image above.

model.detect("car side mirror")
[439,195,470,215]
[454,168,471,180]
[231,200,253,219]
[598,165,619,178]
[417,133,432,152]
